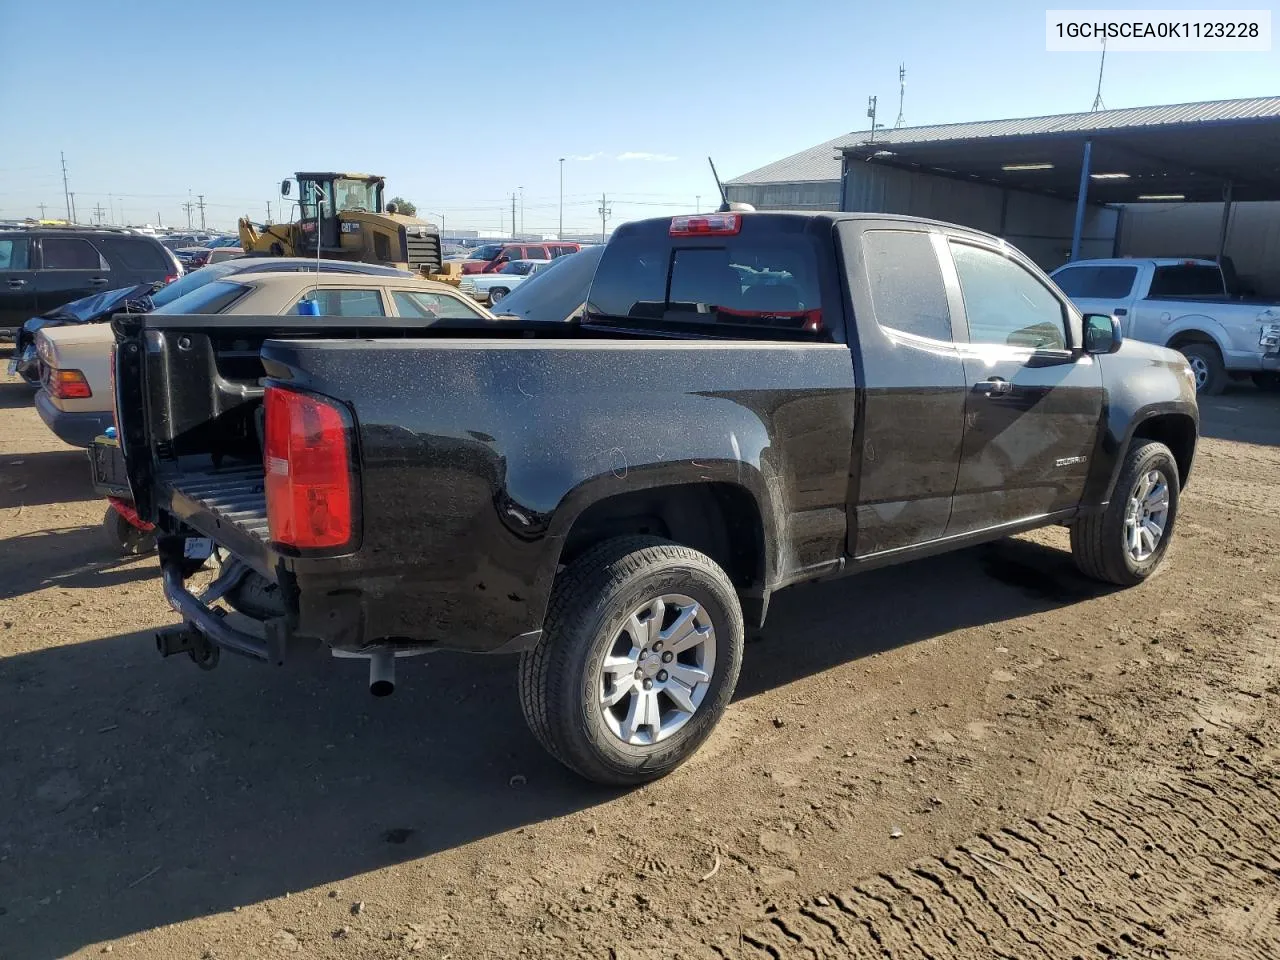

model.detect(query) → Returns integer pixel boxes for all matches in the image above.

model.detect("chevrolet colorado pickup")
[114,212,1199,785]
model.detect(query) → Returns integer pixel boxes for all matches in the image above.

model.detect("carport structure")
[839,97,1280,263]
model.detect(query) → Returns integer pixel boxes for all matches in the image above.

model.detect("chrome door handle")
[1113,307,1128,316]
[89,277,110,286]
[7,279,25,288]
[974,378,1012,396]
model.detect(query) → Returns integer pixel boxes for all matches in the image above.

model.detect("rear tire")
[488,287,509,304]
[518,536,744,786]
[1071,441,1179,586]
[1179,342,1226,396]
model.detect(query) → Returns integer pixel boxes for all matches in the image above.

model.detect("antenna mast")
[1091,38,1107,112]
[895,64,906,128]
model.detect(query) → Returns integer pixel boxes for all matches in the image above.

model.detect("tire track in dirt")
[732,757,1280,959]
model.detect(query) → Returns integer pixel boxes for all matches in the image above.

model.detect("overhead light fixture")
[1137,193,1185,200]
[1091,172,1131,179]
[1001,162,1054,171]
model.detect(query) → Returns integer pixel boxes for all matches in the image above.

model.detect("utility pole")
[266,201,272,224]
[69,193,77,224]
[598,193,611,240]
[196,194,207,231]
[38,203,47,219]
[109,193,115,225]
[94,203,105,224]
[558,158,565,239]
[60,151,71,222]
[157,211,162,227]
[510,193,516,238]
[895,64,906,128]
[695,194,700,213]
[183,199,193,230]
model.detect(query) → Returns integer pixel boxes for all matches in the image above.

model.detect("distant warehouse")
[726,97,1280,294]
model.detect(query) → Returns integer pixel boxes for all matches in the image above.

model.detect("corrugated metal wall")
[1117,201,1280,297]
[724,181,842,211]
[841,163,1118,271]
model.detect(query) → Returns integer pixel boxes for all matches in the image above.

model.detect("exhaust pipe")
[369,649,395,697]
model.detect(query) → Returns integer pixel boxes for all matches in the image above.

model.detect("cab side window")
[950,242,1066,351]
[862,230,953,341]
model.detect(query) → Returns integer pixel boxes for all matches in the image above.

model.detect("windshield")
[149,261,243,307]
[490,245,604,321]
[469,244,503,260]
[335,178,379,213]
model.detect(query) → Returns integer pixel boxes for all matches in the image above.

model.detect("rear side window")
[588,224,823,333]
[152,280,249,315]
[393,290,485,319]
[861,231,952,341]
[1052,265,1137,299]
[0,237,30,270]
[299,288,386,316]
[550,244,576,257]
[41,237,107,270]
[95,236,171,272]
[1149,265,1225,298]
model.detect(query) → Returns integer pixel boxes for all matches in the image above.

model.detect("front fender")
[1083,341,1198,506]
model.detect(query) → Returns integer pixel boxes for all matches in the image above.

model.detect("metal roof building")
[725,97,1280,277]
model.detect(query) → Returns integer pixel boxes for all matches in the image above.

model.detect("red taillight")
[263,386,357,551]
[51,368,92,399]
[163,274,178,284]
[670,213,742,236]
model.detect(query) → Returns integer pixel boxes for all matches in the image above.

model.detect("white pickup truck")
[1049,258,1280,395]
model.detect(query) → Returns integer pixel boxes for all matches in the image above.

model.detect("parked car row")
[449,240,585,276]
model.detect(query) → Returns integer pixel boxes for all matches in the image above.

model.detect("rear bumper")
[35,391,113,448]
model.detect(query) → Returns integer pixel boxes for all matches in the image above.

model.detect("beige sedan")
[34,273,494,447]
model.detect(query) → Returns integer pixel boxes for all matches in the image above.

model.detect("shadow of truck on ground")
[0,536,1112,959]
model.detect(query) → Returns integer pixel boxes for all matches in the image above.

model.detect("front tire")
[488,287,509,304]
[1070,441,1179,586]
[1179,342,1226,396]
[518,536,744,786]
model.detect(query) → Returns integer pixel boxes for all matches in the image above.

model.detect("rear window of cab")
[586,216,825,334]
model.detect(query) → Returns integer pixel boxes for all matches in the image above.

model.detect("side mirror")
[280,179,292,197]
[1083,313,1123,354]
[296,298,320,316]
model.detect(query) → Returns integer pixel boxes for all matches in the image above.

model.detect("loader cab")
[287,173,385,256]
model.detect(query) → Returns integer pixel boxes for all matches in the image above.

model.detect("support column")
[1216,180,1234,262]
[1070,139,1093,261]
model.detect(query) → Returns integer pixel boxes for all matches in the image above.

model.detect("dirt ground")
[1,348,1278,960]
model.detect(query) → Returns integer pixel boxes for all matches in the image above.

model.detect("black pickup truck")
[113,211,1199,785]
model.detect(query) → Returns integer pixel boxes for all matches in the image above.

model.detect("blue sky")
[1,0,1274,232]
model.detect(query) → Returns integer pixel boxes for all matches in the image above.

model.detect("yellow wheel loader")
[238,173,461,284]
